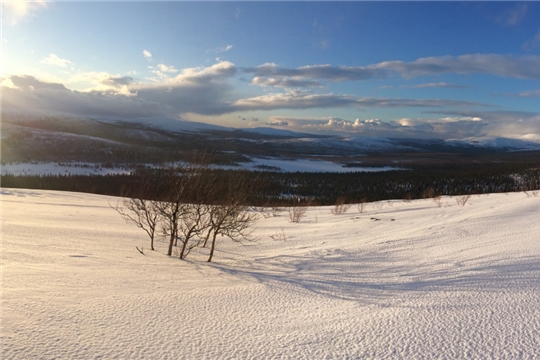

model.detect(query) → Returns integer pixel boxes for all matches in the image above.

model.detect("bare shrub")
[524,190,540,198]
[422,187,436,199]
[432,195,442,208]
[455,194,471,207]
[251,205,273,218]
[357,198,368,213]
[271,207,284,217]
[372,202,384,211]
[288,205,308,223]
[403,193,413,203]
[269,227,287,241]
[331,196,351,215]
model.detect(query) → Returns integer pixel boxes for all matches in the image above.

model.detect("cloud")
[216,45,234,53]
[318,40,329,50]
[265,120,289,127]
[523,29,540,52]
[100,76,134,88]
[516,90,540,97]
[251,77,324,88]
[143,49,152,60]
[410,82,470,89]
[41,54,72,67]
[66,71,136,95]
[2,80,168,118]
[5,70,537,139]
[245,55,540,83]
[374,54,540,80]
[263,114,507,139]
[2,62,239,118]
[9,75,67,91]
[426,110,540,138]
[2,0,49,24]
[244,63,389,81]
[496,3,528,26]
[121,61,239,115]
[1,58,493,127]
[229,91,487,114]
[157,64,178,73]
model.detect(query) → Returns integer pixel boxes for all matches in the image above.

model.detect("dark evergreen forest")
[2,157,539,206]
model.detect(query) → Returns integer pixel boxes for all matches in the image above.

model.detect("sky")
[2,1,540,139]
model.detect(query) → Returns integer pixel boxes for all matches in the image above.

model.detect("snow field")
[2,189,540,359]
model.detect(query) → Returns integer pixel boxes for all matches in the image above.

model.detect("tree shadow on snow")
[208,252,540,306]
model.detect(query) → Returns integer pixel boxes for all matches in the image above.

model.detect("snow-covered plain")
[2,188,540,359]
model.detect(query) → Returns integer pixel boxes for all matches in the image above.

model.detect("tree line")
[2,158,539,206]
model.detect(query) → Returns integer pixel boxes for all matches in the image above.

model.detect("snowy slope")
[2,189,540,359]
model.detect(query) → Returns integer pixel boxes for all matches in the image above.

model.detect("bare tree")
[154,163,192,256]
[114,153,266,262]
[112,169,161,251]
[113,197,160,251]
[175,161,216,259]
[156,154,217,258]
[206,204,259,262]
[204,171,263,262]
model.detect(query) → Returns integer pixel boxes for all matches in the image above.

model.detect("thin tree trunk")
[179,234,189,259]
[207,232,218,262]
[202,228,212,248]
[167,223,176,256]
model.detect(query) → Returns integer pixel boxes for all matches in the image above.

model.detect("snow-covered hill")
[2,188,540,359]
[101,116,232,133]
[445,136,540,151]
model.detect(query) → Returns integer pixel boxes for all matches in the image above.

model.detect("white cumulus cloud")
[143,49,153,60]
[41,54,72,67]
[157,64,179,73]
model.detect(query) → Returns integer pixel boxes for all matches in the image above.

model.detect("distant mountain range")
[2,114,540,167]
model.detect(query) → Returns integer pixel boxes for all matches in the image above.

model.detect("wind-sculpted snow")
[2,189,540,359]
